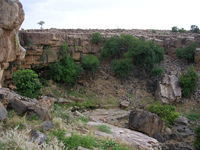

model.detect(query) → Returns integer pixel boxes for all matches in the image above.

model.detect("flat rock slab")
[84,109,130,127]
[88,121,161,150]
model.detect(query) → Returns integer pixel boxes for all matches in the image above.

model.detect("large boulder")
[0,0,25,87]
[0,88,53,120]
[156,74,182,103]
[129,109,164,137]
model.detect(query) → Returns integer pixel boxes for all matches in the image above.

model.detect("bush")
[111,58,134,78]
[178,28,186,33]
[125,40,164,70]
[101,34,137,59]
[90,32,103,44]
[12,69,42,98]
[186,112,200,121]
[191,25,200,33]
[58,42,69,59]
[194,126,200,150]
[176,43,197,62]
[147,102,179,126]
[49,56,82,85]
[81,55,100,72]
[179,67,198,97]
[151,66,164,77]
[172,26,178,32]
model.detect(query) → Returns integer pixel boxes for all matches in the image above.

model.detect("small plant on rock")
[81,54,100,72]
[12,69,42,98]
[176,43,197,62]
[90,32,103,44]
[151,66,164,77]
[111,58,134,78]
[147,102,179,126]
[179,67,199,97]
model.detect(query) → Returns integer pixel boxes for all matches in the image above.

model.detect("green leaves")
[12,69,42,98]
[179,67,199,97]
[81,55,100,72]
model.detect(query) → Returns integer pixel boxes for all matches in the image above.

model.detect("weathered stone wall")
[0,0,25,87]
[3,28,200,86]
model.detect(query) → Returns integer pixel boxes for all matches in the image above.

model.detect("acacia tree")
[38,21,45,29]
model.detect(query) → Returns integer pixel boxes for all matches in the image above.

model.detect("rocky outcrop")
[0,0,25,87]
[156,74,182,103]
[129,109,164,137]
[0,88,55,120]
[162,116,194,150]
[88,121,161,150]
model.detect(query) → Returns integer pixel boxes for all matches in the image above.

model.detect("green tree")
[12,69,42,98]
[38,21,45,29]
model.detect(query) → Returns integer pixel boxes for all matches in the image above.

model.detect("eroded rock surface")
[88,121,161,150]
[0,0,25,87]
[156,74,182,103]
[0,88,54,120]
[129,109,164,137]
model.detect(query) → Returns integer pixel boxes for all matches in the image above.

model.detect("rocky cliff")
[0,0,25,87]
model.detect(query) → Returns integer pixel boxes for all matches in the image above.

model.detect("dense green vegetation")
[171,26,186,33]
[58,42,69,59]
[81,54,100,72]
[101,34,164,77]
[90,32,103,44]
[147,102,179,126]
[194,126,200,150]
[12,69,42,98]
[111,58,134,78]
[186,112,200,121]
[49,56,82,86]
[176,43,197,62]
[179,67,199,97]
[151,66,164,77]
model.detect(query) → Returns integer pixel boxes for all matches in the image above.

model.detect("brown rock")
[129,109,164,137]
[0,0,25,87]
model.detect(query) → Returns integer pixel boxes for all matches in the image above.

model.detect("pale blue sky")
[20,0,200,30]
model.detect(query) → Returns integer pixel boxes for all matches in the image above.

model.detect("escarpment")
[0,0,25,87]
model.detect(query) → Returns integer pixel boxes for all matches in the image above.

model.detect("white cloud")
[20,0,200,30]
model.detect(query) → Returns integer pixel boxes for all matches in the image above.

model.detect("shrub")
[176,43,197,62]
[101,36,122,58]
[194,126,200,150]
[151,66,164,77]
[125,40,164,70]
[179,67,198,97]
[111,58,134,78]
[58,42,69,59]
[186,112,200,121]
[178,28,186,33]
[90,32,103,44]
[81,55,100,72]
[147,102,179,126]
[191,25,200,33]
[49,56,82,85]
[12,69,42,98]
[101,34,137,59]
[172,26,178,32]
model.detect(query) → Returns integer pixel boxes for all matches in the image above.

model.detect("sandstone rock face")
[156,74,182,103]
[129,109,164,137]
[0,0,25,87]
